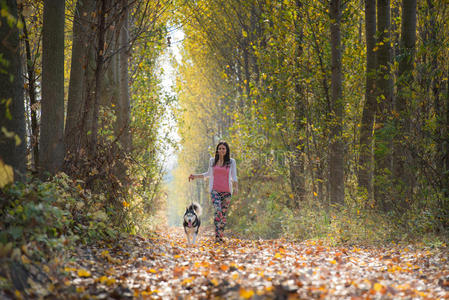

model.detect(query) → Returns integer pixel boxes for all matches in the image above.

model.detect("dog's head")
[184,207,197,227]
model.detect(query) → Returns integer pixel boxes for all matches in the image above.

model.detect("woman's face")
[217,144,227,157]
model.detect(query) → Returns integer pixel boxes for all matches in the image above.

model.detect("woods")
[173,0,449,239]
[0,0,449,298]
[0,0,170,267]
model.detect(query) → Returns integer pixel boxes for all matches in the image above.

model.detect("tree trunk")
[40,0,65,176]
[394,0,416,208]
[65,0,96,165]
[445,66,449,199]
[88,0,107,157]
[0,0,26,182]
[329,0,345,205]
[118,0,131,153]
[358,0,376,204]
[289,0,306,208]
[20,9,39,171]
[374,0,393,210]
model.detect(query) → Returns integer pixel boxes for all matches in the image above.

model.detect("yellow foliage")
[0,159,14,188]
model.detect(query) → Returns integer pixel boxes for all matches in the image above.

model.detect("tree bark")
[20,8,39,170]
[374,0,393,210]
[358,0,376,204]
[0,0,26,182]
[65,0,96,164]
[329,0,345,205]
[445,66,449,199]
[40,0,65,176]
[289,0,306,208]
[393,0,416,208]
[118,0,131,153]
[88,0,107,156]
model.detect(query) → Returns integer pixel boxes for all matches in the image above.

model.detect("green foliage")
[0,173,120,257]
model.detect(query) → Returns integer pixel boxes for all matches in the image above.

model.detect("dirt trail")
[13,227,449,299]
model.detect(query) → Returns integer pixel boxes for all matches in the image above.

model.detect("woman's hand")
[188,174,195,182]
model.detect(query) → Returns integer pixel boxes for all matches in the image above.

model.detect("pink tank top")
[212,165,230,192]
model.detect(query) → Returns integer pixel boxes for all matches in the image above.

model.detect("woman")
[189,141,238,243]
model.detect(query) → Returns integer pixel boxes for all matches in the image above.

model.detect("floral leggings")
[211,190,232,241]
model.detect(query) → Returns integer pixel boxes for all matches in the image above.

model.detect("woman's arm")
[189,158,213,181]
[189,173,205,181]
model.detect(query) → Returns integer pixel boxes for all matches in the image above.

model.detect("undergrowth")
[229,195,449,247]
[0,173,125,260]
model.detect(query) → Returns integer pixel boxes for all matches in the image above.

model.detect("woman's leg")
[211,191,231,242]
[219,193,232,239]
[211,190,223,241]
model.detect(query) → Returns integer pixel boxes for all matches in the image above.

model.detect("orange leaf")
[173,266,184,277]
[220,264,229,272]
[239,288,255,299]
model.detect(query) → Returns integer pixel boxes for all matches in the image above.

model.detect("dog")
[183,202,202,245]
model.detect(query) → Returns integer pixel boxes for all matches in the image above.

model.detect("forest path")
[41,227,448,299]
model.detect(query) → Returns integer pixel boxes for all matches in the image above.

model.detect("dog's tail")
[190,202,202,216]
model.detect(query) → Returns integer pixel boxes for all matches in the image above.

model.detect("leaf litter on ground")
[1,226,448,299]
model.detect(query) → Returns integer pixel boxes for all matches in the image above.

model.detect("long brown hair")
[213,141,231,167]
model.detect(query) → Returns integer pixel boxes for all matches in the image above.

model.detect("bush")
[0,173,120,258]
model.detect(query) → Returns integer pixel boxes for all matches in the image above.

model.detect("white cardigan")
[201,157,238,194]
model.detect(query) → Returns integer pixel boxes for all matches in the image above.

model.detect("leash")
[189,179,195,207]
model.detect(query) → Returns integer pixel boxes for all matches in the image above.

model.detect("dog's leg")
[192,232,197,245]
[186,233,191,245]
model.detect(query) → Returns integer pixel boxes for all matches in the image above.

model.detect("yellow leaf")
[77,269,91,277]
[373,283,383,292]
[211,278,219,286]
[274,252,282,259]
[148,268,157,273]
[0,158,13,188]
[313,192,318,197]
[64,267,77,272]
[14,290,23,300]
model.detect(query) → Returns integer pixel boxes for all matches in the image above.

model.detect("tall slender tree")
[118,0,131,153]
[0,0,26,182]
[20,6,39,170]
[329,0,345,204]
[358,0,377,203]
[289,0,306,208]
[40,0,65,176]
[374,0,393,210]
[394,0,417,206]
